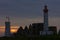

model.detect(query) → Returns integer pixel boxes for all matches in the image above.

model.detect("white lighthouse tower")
[40,5,53,35]
[5,16,11,36]
[43,5,48,34]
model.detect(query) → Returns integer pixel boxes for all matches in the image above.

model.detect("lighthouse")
[43,5,48,33]
[5,16,11,36]
[40,5,53,35]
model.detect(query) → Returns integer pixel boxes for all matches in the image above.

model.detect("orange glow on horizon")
[11,29,17,33]
[0,26,19,33]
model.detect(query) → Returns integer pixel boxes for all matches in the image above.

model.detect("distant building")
[29,23,43,36]
[29,24,32,35]
[17,26,24,36]
[16,26,29,36]
[23,26,29,36]
[48,26,57,35]
[13,5,58,36]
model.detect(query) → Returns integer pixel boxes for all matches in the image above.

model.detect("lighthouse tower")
[40,5,53,35]
[5,16,11,36]
[43,5,48,33]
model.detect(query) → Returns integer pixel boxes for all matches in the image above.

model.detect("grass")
[0,35,60,40]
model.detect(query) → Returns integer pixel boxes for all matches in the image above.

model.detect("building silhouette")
[30,23,43,36]
[23,26,29,36]
[17,26,24,36]
[12,5,57,37]
[48,26,57,35]
[16,23,57,37]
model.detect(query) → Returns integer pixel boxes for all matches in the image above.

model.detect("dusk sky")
[0,0,60,36]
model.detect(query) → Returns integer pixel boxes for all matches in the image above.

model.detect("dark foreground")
[0,35,60,40]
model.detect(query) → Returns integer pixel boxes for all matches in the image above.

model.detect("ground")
[0,35,60,40]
